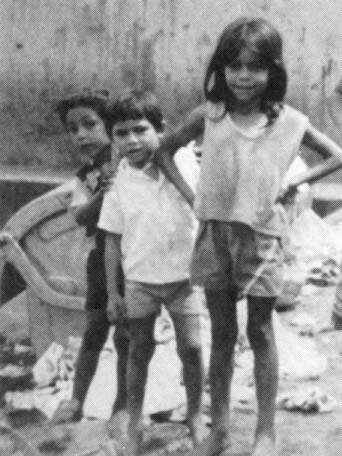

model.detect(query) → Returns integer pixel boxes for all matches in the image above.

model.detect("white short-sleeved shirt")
[98,148,199,284]
[195,103,310,236]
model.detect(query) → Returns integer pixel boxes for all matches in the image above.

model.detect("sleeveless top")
[195,103,309,236]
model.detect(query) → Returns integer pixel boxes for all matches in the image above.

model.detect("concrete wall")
[1,0,342,169]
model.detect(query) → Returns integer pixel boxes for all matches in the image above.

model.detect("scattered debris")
[0,335,35,395]
[306,259,340,287]
[0,423,41,456]
[277,387,338,413]
[236,303,327,381]
[287,209,342,264]
[290,312,317,328]
[300,284,321,297]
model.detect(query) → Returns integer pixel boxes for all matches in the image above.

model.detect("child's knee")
[247,321,274,350]
[114,323,130,352]
[177,342,202,366]
[82,320,109,351]
[130,332,155,363]
[212,322,238,349]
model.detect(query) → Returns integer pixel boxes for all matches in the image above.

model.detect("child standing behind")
[155,18,342,456]
[98,91,206,455]
[52,90,129,429]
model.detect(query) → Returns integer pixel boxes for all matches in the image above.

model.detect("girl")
[155,17,342,456]
[52,89,129,433]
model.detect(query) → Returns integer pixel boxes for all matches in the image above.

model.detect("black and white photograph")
[1,1,342,455]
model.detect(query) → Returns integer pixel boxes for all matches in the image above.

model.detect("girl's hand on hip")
[276,184,298,206]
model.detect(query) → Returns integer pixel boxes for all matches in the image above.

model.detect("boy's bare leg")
[126,314,157,456]
[247,296,278,456]
[52,313,109,424]
[108,324,130,440]
[171,313,207,446]
[205,288,238,456]
[112,323,129,413]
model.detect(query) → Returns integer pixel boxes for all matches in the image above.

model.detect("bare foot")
[107,409,130,440]
[51,399,81,425]
[203,430,231,456]
[188,415,209,446]
[122,429,143,456]
[251,433,277,456]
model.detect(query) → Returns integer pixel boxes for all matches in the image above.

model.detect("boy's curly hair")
[56,88,110,132]
[107,89,164,133]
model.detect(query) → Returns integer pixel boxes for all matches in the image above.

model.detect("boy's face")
[65,106,110,164]
[112,118,161,168]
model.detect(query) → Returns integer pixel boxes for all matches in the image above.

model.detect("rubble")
[277,387,338,413]
[286,209,342,266]
[236,303,327,381]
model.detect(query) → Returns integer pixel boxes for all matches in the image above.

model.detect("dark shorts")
[191,221,284,297]
[85,247,128,341]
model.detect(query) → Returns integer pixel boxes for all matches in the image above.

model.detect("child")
[51,89,129,429]
[98,91,206,454]
[154,17,342,456]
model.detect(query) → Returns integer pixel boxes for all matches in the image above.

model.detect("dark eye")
[133,126,148,134]
[83,119,97,129]
[114,129,128,137]
[248,61,267,71]
[227,60,241,71]
[66,124,78,134]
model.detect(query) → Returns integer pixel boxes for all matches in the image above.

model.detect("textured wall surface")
[1,0,342,167]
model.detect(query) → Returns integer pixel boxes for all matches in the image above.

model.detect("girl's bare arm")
[279,124,342,200]
[155,104,205,206]
[302,124,342,161]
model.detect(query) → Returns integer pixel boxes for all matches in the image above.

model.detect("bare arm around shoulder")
[70,155,120,226]
[105,232,125,323]
[70,190,104,226]
[155,104,205,207]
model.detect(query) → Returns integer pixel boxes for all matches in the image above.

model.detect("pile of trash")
[0,336,36,399]
[235,301,327,382]
[3,327,189,421]
[285,209,342,280]
[4,337,80,419]
[277,386,337,413]
[1,297,332,421]
[276,209,342,310]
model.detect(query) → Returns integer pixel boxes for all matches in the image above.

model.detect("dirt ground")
[1,285,342,456]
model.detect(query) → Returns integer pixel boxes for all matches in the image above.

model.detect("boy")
[98,91,206,454]
[51,89,129,430]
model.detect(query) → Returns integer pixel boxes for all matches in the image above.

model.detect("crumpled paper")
[277,387,337,413]
[32,337,81,387]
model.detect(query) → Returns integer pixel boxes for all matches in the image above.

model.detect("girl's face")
[224,47,269,109]
[65,106,110,164]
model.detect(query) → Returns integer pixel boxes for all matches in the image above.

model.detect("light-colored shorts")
[191,221,284,297]
[124,279,205,319]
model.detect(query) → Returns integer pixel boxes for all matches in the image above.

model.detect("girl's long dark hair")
[204,17,287,122]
